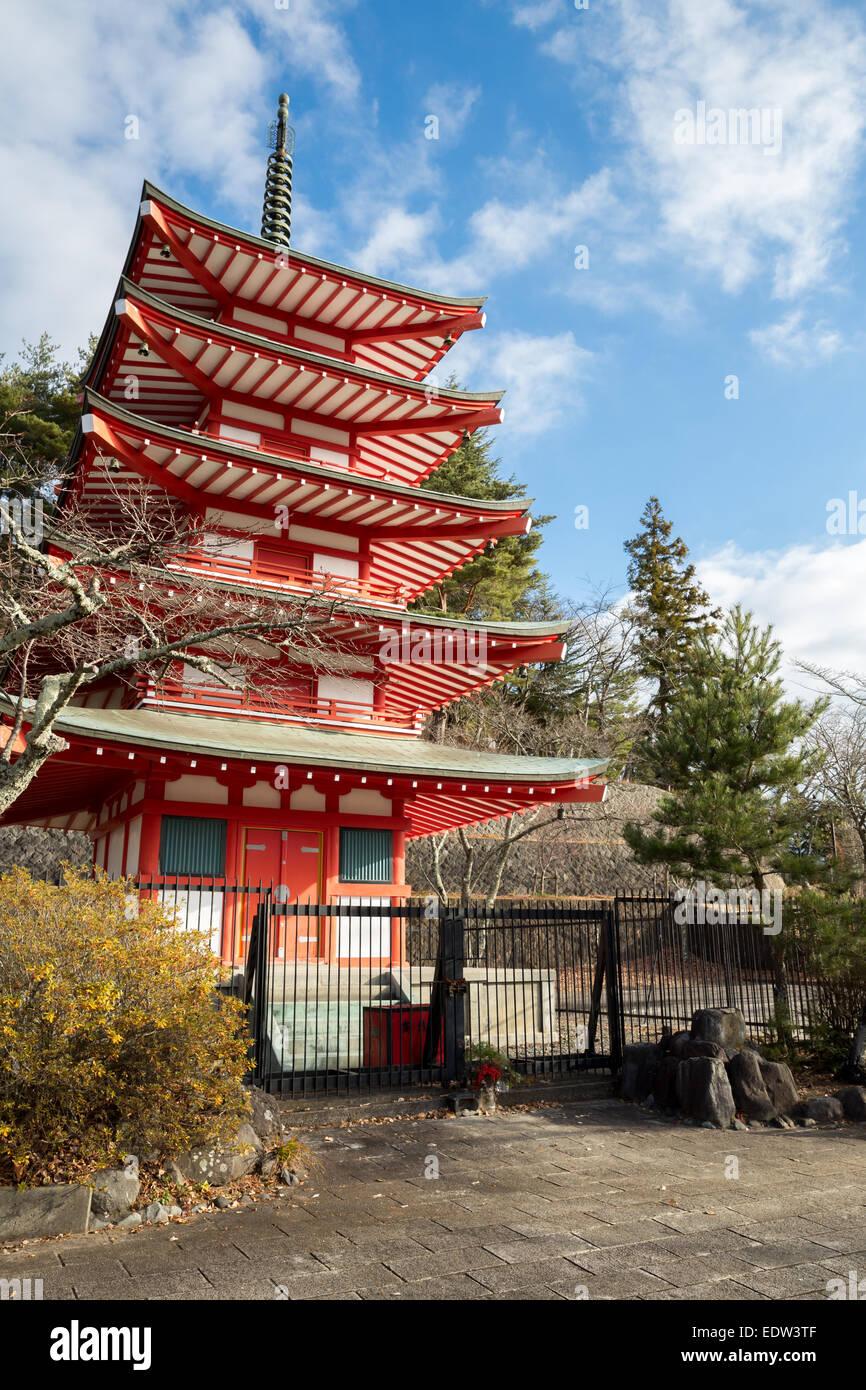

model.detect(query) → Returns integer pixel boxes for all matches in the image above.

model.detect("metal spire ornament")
[261,92,295,248]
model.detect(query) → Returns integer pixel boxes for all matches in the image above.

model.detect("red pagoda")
[2,96,605,964]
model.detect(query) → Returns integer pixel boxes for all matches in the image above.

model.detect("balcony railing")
[167,549,407,608]
[134,676,423,733]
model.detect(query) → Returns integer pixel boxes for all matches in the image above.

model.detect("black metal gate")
[245,898,620,1095]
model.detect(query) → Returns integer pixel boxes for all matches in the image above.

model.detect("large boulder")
[620,1042,663,1103]
[245,1087,284,1146]
[727,1049,778,1124]
[88,1158,140,1222]
[654,1055,681,1111]
[759,1060,799,1116]
[677,1057,736,1128]
[836,1086,866,1121]
[691,1007,747,1052]
[173,1124,263,1187]
[683,1040,728,1060]
[802,1096,844,1124]
[661,1030,691,1058]
[0,1184,91,1241]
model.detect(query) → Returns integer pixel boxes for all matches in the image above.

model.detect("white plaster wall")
[164,776,229,805]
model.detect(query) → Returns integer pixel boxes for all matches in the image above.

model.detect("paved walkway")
[3,1100,865,1301]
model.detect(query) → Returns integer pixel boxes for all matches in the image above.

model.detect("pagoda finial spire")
[261,92,294,248]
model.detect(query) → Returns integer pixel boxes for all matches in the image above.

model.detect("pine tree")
[623,608,828,890]
[624,496,718,721]
[413,421,549,620]
[0,334,94,493]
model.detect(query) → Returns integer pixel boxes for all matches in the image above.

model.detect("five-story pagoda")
[1,96,606,964]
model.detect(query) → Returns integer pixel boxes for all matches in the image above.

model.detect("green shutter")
[339,828,393,883]
[159,816,227,876]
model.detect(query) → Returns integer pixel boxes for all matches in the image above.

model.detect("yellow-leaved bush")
[0,868,250,1174]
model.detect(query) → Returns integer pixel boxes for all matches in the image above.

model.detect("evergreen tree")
[0,334,93,494]
[624,496,718,721]
[413,421,549,620]
[623,608,828,890]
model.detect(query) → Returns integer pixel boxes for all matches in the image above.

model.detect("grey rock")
[677,1057,736,1129]
[700,1120,717,1129]
[759,1060,800,1116]
[245,1087,284,1145]
[161,1158,187,1187]
[280,1167,301,1187]
[215,1195,233,1209]
[88,1165,140,1222]
[620,1042,663,1103]
[169,1205,182,1218]
[836,1086,866,1121]
[798,1117,817,1128]
[732,1118,748,1131]
[691,1007,747,1051]
[0,1184,92,1241]
[667,1031,692,1059]
[727,1049,779,1124]
[173,1123,263,1186]
[744,1040,763,1056]
[117,1211,142,1229]
[802,1096,844,1123]
[683,1040,728,1060]
[654,1055,681,1111]
[90,1218,111,1232]
[143,1202,171,1224]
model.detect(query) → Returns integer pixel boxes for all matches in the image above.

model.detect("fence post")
[422,910,466,1081]
[250,900,271,1088]
[606,902,624,1072]
[443,913,467,1085]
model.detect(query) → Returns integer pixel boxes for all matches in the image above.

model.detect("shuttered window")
[158,816,227,877]
[338,828,393,883]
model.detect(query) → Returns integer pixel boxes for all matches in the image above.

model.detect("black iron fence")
[127,879,837,1095]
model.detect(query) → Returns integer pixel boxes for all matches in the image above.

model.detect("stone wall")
[0,825,91,879]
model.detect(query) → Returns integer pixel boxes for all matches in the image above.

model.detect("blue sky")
[2,0,866,681]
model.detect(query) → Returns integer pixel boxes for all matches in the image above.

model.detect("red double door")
[241,828,322,960]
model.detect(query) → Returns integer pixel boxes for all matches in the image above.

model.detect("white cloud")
[512,0,568,33]
[352,207,441,277]
[515,0,866,334]
[696,537,866,686]
[454,329,594,435]
[0,0,360,358]
[750,310,844,367]
[422,83,481,143]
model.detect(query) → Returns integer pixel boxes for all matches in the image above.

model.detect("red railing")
[167,549,407,608]
[134,676,423,732]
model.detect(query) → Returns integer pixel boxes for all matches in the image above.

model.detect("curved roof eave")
[141,180,488,310]
[110,276,504,405]
[79,390,532,516]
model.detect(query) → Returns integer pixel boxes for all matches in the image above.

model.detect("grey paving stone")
[481,1234,593,1264]
[360,1274,494,1301]
[638,1253,764,1288]
[382,1246,503,1281]
[732,1262,837,1297]
[469,1255,589,1294]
